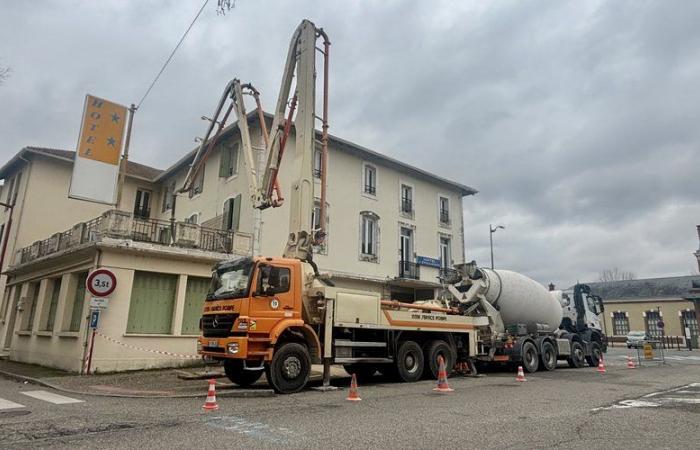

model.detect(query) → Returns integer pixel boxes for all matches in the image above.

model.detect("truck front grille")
[202,313,238,337]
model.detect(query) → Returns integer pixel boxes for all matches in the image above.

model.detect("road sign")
[416,256,441,268]
[86,269,117,297]
[89,310,100,329]
[643,343,654,360]
[89,297,109,310]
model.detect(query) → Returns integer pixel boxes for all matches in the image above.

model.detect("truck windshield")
[207,257,254,300]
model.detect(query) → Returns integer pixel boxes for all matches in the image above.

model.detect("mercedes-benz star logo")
[212,317,219,328]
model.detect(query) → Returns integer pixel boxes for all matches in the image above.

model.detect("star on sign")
[107,136,117,147]
[111,112,120,124]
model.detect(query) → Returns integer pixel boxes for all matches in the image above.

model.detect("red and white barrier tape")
[95,331,200,359]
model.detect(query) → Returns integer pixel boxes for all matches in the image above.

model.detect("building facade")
[588,276,699,348]
[0,113,476,372]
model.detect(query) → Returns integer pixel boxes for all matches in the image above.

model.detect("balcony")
[398,260,419,280]
[13,210,253,266]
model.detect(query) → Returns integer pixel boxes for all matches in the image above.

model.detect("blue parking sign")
[89,310,100,329]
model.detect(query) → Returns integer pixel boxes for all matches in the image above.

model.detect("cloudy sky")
[1,0,698,287]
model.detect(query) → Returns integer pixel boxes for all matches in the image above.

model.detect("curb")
[0,369,275,399]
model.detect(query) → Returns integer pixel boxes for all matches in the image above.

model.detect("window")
[134,189,151,219]
[400,184,413,215]
[257,266,291,295]
[399,227,418,279]
[181,277,210,335]
[612,312,630,335]
[219,141,239,178]
[185,213,199,225]
[439,196,450,225]
[360,212,379,259]
[644,310,662,339]
[439,236,451,269]
[363,164,376,195]
[21,283,39,331]
[190,166,205,198]
[65,272,88,332]
[680,310,698,340]
[311,201,328,254]
[162,181,175,212]
[127,272,178,334]
[313,149,322,178]
[42,278,62,331]
[223,195,242,231]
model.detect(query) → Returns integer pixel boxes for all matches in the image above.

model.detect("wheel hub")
[405,353,417,373]
[282,356,302,379]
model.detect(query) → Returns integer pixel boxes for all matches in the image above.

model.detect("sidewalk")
[0,359,350,398]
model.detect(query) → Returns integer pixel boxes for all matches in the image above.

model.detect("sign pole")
[86,327,97,375]
[116,104,137,208]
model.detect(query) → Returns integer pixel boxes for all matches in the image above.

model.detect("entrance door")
[2,287,21,350]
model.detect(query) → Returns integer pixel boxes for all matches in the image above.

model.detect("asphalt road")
[1,354,699,449]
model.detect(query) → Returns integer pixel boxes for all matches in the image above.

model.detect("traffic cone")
[346,373,361,401]
[202,378,219,411]
[515,365,526,382]
[596,357,606,374]
[433,355,454,393]
[626,355,636,369]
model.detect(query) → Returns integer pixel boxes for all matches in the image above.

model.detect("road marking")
[20,390,84,404]
[0,397,25,410]
[593,383,700,411]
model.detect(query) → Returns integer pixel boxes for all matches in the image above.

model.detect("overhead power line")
[136,0,210,109]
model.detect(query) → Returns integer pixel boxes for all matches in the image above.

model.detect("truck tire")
[224,359,264,387]
[567,341,585,368]
[539,342,557,371]
[585,342,603,367]
[396,340,424,382]
[265,342,311,394]
[343,364,377,382]
[424,340,456,379]
[521,341,539,373]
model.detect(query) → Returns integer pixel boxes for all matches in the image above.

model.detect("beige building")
[588,276,699,348]
[0,113,476,372]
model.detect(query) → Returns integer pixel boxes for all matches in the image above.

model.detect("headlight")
[227,343,239,354]
[197,341,203,352]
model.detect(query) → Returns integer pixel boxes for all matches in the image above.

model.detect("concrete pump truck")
[189,20,606,394]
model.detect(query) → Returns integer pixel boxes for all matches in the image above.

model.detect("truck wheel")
[424,340,456,379]
[567,341,585,368]
[396,340,424,382]
[343,364,377,382]
[540,342,557,371]
[224,359,264,387]
[585,342,602,367]
[266,342,311,394]
[521,341,539,373]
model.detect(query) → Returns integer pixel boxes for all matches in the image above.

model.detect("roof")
[0,147,163,181]
[584,275,700,301]
[155,110,478,196]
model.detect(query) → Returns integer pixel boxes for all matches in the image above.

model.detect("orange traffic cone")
[626,355,636,369]
[596,357,606,374]
[516,365,526,382]
[346,373,361,401]
[433,355,454,393]
[202,378,219,411]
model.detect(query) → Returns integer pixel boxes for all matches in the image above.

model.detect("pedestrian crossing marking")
[20,390,84,404]
[0,398,25,410]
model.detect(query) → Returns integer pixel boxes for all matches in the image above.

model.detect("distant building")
[587,276,699,348]
[0,112,476,372]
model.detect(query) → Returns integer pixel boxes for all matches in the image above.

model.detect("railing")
[14,210,248,266]
[364,184,376,195]
[401,200,413,215]
[439,268,460,283]
[313,168,322,178]
[439,210,450,225]
[399,260,419,280]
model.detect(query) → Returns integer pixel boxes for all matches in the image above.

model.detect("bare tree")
[599,267,636,282]
[0,64,10,85]
[216,0,236,15]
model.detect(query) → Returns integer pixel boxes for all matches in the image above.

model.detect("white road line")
[0,397,25,410]
[21,390,84,405]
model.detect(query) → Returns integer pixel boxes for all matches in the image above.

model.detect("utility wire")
[136,0,210,109]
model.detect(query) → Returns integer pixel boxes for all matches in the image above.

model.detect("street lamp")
[489,224,505,269]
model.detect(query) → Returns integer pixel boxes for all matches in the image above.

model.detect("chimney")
[548,283,555,291]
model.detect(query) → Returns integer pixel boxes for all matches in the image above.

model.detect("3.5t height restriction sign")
[86,269,117,297]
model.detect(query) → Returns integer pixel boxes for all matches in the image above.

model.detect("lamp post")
[489,224,505,269]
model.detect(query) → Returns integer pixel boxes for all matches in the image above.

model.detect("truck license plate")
[208,340,218,347]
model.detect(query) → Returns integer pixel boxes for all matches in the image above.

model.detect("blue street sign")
[416,256,441,268]
[89,310,100,329]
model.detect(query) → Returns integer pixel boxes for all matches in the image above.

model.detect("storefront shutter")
[181,277,210,335]
[126,272,178,334]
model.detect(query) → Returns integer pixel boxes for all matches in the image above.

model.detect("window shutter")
[219,145,231,177]
[232,194,242,232]
[223,199,232,230]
